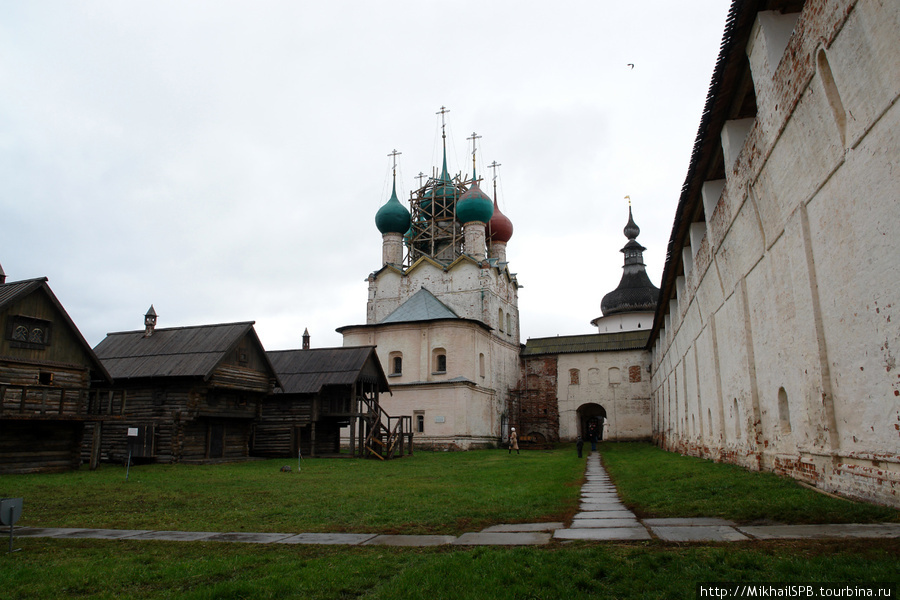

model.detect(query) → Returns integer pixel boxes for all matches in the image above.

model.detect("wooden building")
[255,346,412,459]
[89,316,279,463]
[0,277,117,473]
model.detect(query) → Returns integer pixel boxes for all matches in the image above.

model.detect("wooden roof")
[267,346,390,395]
[94,321,275,382]
[0,277,111,381]
[522,331,651,357]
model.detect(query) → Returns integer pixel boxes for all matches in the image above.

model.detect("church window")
[415,411,424,433]
[777,387,792,434]
[569,369,580,385]
[707,409,713,437]
[479,353,485,378]
[733,398,741,439]
[506,313,512,336]
[432,348,447,374]
[498,308,504,333]
[389,352,403,377]
[608,367,621,385]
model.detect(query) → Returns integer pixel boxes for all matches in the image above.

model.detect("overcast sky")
[1,1,731,350]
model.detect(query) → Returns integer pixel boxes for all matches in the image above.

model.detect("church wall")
[652,0,900,506]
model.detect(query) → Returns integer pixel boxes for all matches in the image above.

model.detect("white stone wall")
[556,349,653,442]
[591,312,655,334]
[341,318,520,448]
[652,0,900,506]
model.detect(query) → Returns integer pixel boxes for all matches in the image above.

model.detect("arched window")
[778,387,792,434]
[498,308,505,333]
[506,313,512,336]
[608,367,621,385]
[707,408,713,437]
[389,352,402,376]
[432,348,447,374]
[569,369,580,385]
[479,353,485,378]
[733,398,741,439]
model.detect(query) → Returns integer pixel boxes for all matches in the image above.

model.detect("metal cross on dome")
[387,149,401,177]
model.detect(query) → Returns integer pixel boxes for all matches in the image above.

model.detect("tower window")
[432,348,447,374]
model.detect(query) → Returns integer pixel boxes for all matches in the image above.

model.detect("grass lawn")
[597,442,900,524]
[1,443,899,599]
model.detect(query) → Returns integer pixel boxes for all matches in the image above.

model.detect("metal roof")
[267,346,389,395]
[380,287,459,324]
[94,321,262,381]
[522,330,651,356]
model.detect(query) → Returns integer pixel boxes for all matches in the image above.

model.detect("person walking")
[509,427,519,455]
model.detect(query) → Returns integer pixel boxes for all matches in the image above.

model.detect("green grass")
[3,443,900,599]
[0,449,584,535]
[2,538,897,600]
[597,442,900,524]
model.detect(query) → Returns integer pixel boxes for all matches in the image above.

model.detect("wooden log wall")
[251,396,314,457]
[0,420,84,474]
[0,361,93,417]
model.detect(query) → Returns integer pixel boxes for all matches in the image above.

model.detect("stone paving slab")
[131,531,220,542]
[278,533,377,545]
[575,511,638,520]
[481,522,564,533]
[453,532,551,546]
[571,518,641,528]
[643,518,736,526]
[53,529,151,540]
[581,493,621,499]
[651,526,749,542]
[578,502,634,519]
[364,535,456,547]
[13,527,92,538]
[554,527,651,541]
[206,532,295,544]
[738,523,900,540]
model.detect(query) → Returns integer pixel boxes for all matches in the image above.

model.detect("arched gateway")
[577,403,607,442]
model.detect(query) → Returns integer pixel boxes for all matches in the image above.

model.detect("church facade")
[649,0,900,507]
[339,126,521,449]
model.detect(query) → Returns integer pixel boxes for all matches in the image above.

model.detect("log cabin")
[89,313,279,464]
[255,345,412,459]
[0,277,117,473]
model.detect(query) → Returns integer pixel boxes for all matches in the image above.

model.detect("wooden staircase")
[360,397,413,460]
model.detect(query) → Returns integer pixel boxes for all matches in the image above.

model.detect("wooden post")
[90,421,102,470]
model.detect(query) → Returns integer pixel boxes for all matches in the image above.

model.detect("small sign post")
[0,497,23,553]
[126,427,139,481]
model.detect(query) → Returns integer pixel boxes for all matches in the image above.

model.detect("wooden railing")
[0,385,125,418]
[359,396,413,460]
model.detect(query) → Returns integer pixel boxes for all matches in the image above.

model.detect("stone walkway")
[10,453,900,547]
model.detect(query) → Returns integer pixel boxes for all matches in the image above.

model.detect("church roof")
[380,287,460,324]
[601,207,660,316]
[521,330,650,356]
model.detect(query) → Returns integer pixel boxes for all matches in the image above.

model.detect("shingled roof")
[94,321,273,382]
[267,346,390,395]
[522,330,651,356]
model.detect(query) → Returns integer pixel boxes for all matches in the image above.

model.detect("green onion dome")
[456,182,494,224]
[375,181,411,234]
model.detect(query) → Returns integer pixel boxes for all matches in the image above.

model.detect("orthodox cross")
[416,172,427,187]
[387,149,401,177]
[489,160,502,198]
[625,195,631,206]
[467,132,481,180]
[436,105,450,138]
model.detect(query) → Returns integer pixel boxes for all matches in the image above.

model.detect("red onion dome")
[487,198,513,243]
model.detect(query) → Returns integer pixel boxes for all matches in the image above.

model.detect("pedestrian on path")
[509,427,519,455]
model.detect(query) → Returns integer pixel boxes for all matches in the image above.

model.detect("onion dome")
[487,198,513,243]
[456,182,494,224]
[375,180,411,235]
[600,206,660,316]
